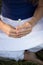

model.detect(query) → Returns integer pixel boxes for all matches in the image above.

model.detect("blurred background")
[0,0,2,13]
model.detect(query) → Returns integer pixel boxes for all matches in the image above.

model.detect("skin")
[0,0,43,38]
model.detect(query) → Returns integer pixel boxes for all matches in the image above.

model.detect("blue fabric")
[2,0,37,20]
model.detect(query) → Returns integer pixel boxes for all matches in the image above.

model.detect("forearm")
[0,20,3,30]
[33,6,43,20]
[0,20,5,30]
[29,7,43,27]
[29,0,43,27]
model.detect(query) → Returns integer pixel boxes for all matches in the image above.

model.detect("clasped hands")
[3,21,32,38]
[10,22,32,38]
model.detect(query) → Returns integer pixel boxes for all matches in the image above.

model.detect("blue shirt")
[2,0,38,20]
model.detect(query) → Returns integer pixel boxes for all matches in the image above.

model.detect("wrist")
[0,20,5,30]
[29,17,37,27]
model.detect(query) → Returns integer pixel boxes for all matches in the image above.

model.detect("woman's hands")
[0,20,32,38]
[0,21,19,38]
[16,22,32,38]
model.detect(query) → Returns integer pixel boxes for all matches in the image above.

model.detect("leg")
[24,44,43,65]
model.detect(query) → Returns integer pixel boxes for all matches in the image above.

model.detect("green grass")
[0,0,2,13]
[36,49,43,61]
[0,60,39,65]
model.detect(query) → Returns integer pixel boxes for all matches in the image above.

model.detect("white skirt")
[0,16,43,60]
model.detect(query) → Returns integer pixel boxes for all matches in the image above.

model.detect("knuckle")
[7,32,11,37]
[7,28,12,36]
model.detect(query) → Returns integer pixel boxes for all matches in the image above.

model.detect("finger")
[10,30,31,38]
[16,26,29,30]
[21,30,31,36]
[16,26,31,34]
[10,31,17,34]
[16,26,32,32]
[9,34,20,38]
[16,22,31,30]
[10,28,17,34]
[18,28,32,34]
[16,29,31,38]
[16,32,30,38]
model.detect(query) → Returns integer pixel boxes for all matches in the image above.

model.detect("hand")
[0,21,19,38]
[16,22,32,38]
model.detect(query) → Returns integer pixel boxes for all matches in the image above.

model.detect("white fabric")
[0,16,43,51]
[0,16,43,60]
[0,51,24,61]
